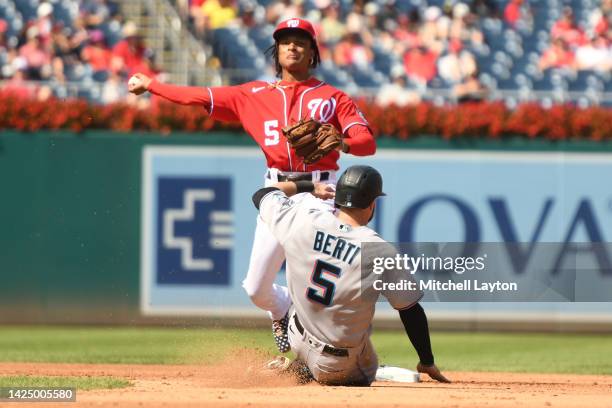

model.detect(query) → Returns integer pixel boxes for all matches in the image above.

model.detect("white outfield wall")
[140,146,612,330]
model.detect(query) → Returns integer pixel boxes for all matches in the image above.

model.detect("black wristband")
[252,187,280,210]
[295,180,315,193]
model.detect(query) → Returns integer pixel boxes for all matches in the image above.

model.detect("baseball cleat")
[287,359,314,384]
[263,356,313,384]
[272,312,291,353]
[264,355,291,371]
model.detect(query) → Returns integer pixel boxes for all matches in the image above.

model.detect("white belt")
[266,169,336,183]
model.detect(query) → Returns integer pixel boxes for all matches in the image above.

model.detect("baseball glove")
[282,119,342,164]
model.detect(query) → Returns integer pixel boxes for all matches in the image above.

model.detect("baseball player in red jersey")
[128,18,376,353]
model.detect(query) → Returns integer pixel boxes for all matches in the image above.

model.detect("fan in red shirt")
[551,7,587,48]
[403,45,438,84]
[504,0,523,28]
[112,22,153,78]
[539,38,576,71]
[81,30,112,80]
[129,18,376,353]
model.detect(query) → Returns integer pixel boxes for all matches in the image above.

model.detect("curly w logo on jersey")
[307,97,337,123]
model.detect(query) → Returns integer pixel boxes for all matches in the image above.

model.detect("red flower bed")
[1,92,610,140]
[358,101,612,141]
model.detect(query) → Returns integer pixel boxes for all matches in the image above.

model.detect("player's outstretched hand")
[128,73,152,95]
[417,362,451,383]
[313,183,335,200]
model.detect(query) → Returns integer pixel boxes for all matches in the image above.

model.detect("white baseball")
[128,75,141,88]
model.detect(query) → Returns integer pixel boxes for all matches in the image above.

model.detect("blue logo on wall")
[156,177,233,285]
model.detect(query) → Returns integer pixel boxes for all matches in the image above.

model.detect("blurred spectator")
[362,2,380,43]
[387,12,421,56]
[201,0,238,30]
[393,13,419,45]
[551,7,586,48]
[451,3,484,46]
[471,0,498,19]
[454,71,488,103]
[333,33,373,68]
[80,0,109,29]
[0,0,141,103]
[437,3,453,40]
[403,45,437,84]
[504,0,524,28]
[0,18,8,50]
[419,6,445,55]
[587,4,611,38]
[266,0,304,25]
[18,26,53,80]
[52,23,89,82]
[377,0,400,27]
[112,22,152,78]
[575,35,612,71]
[34,2,54,46]
[345,1,366,34]
[438,39,477,84]
[3,61,51,101]
[539,38,576,71]
[240,3,259,29]
[79,0,120,29]
[343,0,374,48]
[82,30,112,81]
[319,4,345,45]
[3,64,37,99]
[133,50,162,81]
[376,69,421,107]
[1,0,608,106]
[101,72,123,104]
[188,0,208,37]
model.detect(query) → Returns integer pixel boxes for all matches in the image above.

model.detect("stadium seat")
[479,73,497,90]
[372,45,394,76]
[1,0,610,106]
[532,74,555,91]
[497,77,516,90]
[77,88,92,100]
[12,0,37,22]
[248,25,274,52]
[347,66,383,88]
[514,73,533,90]
[318,61,350,88]
[53,1,72,27]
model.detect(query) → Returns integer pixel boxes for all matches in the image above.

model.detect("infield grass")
[0,326,611,375]
[0,376,130,390]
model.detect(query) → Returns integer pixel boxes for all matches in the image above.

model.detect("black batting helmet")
[335,165,386,209]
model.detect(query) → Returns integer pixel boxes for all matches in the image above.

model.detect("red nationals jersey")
[207,77,372,171]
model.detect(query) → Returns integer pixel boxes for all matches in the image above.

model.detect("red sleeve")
[207,86,244,122]
[148,80,211,108]
[343,122,376,156]
[335,92,370,134]
[147,81,244,122]
[333,91,375,156]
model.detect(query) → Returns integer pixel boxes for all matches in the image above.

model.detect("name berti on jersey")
[313,230,361,266]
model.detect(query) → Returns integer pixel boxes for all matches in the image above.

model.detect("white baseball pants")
[241,170,336,320]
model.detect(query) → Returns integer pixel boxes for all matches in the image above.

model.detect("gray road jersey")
[259,190,422,348]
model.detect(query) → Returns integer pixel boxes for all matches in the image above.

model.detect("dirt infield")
[2,357,611,408]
